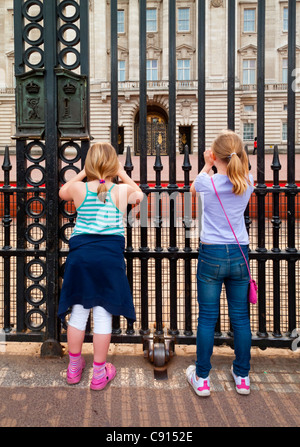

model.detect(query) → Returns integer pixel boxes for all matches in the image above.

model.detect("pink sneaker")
[67,357,86,385]
[231,366,250,395]
[90,363,116,391]
[186,365,210,397]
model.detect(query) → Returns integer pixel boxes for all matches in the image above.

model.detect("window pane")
[178,59,190,81]
[147,9,157,32]
[118,10,124,33]
[283,7,288,31]
[282,122,287,140]
[118,60,125,82]
[243,123,254,140]
[147,59,158,81]
[243,59,256,85]
[282,68,288,84]
[244,9,255,32]
[178,8,190,32]
[249,69,255,84]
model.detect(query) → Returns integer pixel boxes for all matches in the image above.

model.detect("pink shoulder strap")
[210,177,252,280]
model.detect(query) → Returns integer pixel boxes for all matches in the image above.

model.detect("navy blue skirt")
[58,234,136,324]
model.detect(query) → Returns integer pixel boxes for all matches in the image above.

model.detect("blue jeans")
[196,243,251,378]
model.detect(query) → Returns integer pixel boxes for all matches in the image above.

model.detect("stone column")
[207,0,226,83]
[92,0,107,82]
[162,0,169,80]
[128,0,139,81]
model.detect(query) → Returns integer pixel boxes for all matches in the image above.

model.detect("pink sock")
[68,352,82,374]
[93,361,106,381]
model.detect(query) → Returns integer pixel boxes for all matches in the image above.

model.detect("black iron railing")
[0,1,299,360]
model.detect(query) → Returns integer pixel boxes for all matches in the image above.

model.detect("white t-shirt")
[194,172,254,245]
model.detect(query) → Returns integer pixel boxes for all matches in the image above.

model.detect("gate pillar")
[14,0,90,357]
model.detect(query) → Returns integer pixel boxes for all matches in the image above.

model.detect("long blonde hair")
[84,142,119,202]
[211,130,250,195]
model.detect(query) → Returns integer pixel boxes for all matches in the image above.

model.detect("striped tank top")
[71,183,124,238]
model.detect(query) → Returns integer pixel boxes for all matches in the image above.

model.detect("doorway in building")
[134,106,168,155]
[118,126,124,154]
[179,126,192,154]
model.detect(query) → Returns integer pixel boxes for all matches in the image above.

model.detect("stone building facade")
[0,0,299,153]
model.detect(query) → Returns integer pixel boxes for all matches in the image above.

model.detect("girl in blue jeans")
[187,130,254,396]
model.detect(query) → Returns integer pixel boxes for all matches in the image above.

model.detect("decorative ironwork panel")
[9,0,90,355]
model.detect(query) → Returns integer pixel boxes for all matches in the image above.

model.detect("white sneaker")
[186,365,210,397]
[231,366,250,395]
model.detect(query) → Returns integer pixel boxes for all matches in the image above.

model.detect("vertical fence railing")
[182,146,192,336]
[124,146,135,336]
[43,0,60,352]
[168,0,179,336]
[110,0,118,153]
[154,144,163,335]
[80,0,90,166]
[198,0,205,172]
[256,0,268,338]
[227,0,235,131]
[110,0,121,335]
[14,0,27,336]
[2,147,12,333]
[287,0,297,335]
[271,145,281,338]
[139,0,150,337]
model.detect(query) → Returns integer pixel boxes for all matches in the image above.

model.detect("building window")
[244,9,255,32]
[117,10,125,33]
[146,9,157,32]
[178,8,190,32]
[283,7,288,32]
[282,58,288,83]
[243,123,254,140]
[147,59,158,81]
[282,122,287,141]
[177,59,190,81]
[244,104,255,112]
[243,59,256,85]
[118,60,125,82]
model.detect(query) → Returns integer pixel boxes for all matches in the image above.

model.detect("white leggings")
[68,304,112,335]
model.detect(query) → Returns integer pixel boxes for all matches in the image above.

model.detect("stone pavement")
[0,342,299,429]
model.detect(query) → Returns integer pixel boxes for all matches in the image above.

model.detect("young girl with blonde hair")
[58,142,143,390]
[187,130,254,397]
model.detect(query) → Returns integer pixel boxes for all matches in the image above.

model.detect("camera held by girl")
[58,142,144,390]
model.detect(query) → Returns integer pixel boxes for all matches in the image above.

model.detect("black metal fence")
[0,0,299,360]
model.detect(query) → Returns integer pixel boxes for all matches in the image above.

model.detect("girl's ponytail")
[227,148,249,195]
[85,142,119,202]
[97,179,108,203]
[212,130,250,196]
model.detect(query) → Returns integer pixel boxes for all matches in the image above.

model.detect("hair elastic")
[229,152,237,159]
[99,179,105,184]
